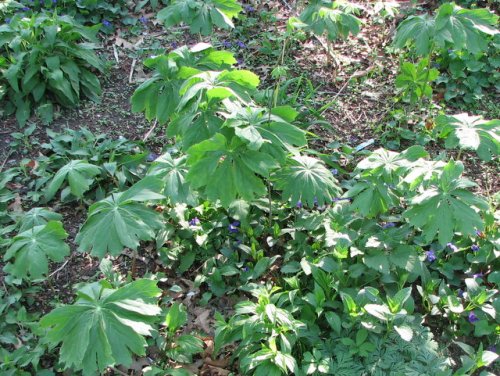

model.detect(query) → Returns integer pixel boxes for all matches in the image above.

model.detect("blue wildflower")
[425,250,436,262]
[296,200,303,209]
[457,289,464,298]
[382,222,396,229]
[447,242,458,252]
[487,345,497,353]
[21,7,30,11]
[468,312,479,323]
[171,41,178,49]
[236,40,246,48]
[242,266,249,272]
[102,19,111,27]
[188,217,200,226]
[330,168,338,175]
[236,58,243,65]
[139,16,148,24]
[5,18,11,24]
[244,5,255,12]
[472,272,484,279]
[146,153,158,162]
[471,244,480,252]
[222,40,232,48]
[228,221,240,233]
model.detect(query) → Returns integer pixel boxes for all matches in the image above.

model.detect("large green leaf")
[393,14,436,56]
[147,153,196,205]
[40,279,162,376]
[3,221,69,280]
[300,0,362,41]
[44,160,101,202]
[76,178,165,258]
[434,3,499,54]
[403,160,489,245]
[274,155,341,207]
[436,113,500,161]
[157,0,242,35]
[186,133,277,206]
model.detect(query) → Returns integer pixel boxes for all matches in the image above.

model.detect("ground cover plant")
[0,0,499,375]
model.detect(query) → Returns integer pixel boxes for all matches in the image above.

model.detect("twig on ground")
[112,44,120,64]
[48,258,70,279]
[129,59,137,83]
[143,120,158,141]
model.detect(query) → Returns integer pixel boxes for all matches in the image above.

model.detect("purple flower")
[236,58,243,66]
[139,16,148,24]
[146,153,158,162]
[102,19,111,27]
[472,272,484,279]
[222,40,232,48]
[189,217,200,226]
[330,168,338,175]
[468,312,479,323]
[487,345,497,353]
[425,250,437,262]
[471,244,480,252]
[228,221,240,233]
[382,222,396,229]
[21,7,30,11]
[244,5,255,12]
[5,18,11,24]
[236,40,246,49]
[457,289,464,298]
[447,242,458,252]
[296,200,303,208]
[242,266,249,272]
[171,41,178,49]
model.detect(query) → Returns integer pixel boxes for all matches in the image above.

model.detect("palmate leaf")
[157,0,242,35]
[300,0,362,41]
[18,207,62,232]
[186,133,279,206]
[273,155,342,207]
[436,113,500,161]
[403,160,489,245]
[393,14,436,56]
[44,160,101,202]
[40,279,162,376]
[76,177,165,258]
[434,3,499,55]
[3,221,69,280]
[147,153,197,205]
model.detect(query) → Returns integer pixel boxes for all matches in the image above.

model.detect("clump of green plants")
[393,1,499,105]
[0,12,104,125]
[157,0,243,35]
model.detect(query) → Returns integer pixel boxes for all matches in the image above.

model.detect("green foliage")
[435,113,500,161]
[44,160,101,202]
[3,221,69,281]
[157,0,242,35]
[394,2,498,56]
[40,279,162,375]
[404,160,489,245]
[76,177,165,258]
[0,12,104,125]
[395,59,439,104]
[299,0,363,41]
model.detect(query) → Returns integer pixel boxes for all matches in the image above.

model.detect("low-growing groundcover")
[0,1,499,375]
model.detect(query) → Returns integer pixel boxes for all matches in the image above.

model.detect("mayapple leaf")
[76,177,165,258]
[436,113,500,162]
[274,155,342,207]
[44,160,101,202]
[40,279,162,376]
[4,221,69,281]
[404,160,488,245]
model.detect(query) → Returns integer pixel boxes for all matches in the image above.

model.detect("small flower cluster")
[228,220,240,233]
[188,217,200,226]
